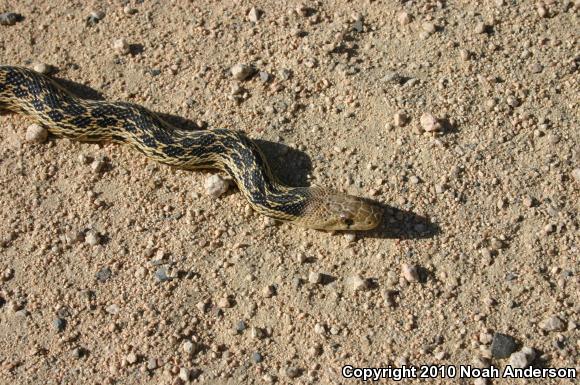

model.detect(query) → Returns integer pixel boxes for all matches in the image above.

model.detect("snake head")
[301,188,383,231]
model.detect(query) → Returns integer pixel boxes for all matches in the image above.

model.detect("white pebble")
[182,340,197,354]
[91,159,105,173]
[348,275,368,291]
[25,124,48,143]
[247,7,260,22]
[231,64,252,81]
[204,174,230,198]
[540,315,565,331]
[308,271,322,284]
[420,112,441,132]
[84,231,100,246]
[397,12,411,25]
[113,38,130,55]
[343,232,356,242]
[126,352,137,364]
[33,63,52,74]
[401,263,419,282]
[178,367,190,382]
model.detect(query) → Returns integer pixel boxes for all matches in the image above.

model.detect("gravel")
[420,113,441,132]
[540,315,566,332]
[52,318,66,332]
[401,263,420,282]
[231,64,253,81]
[204,174,230,198]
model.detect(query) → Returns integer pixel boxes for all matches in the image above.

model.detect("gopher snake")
[0,66,381,230]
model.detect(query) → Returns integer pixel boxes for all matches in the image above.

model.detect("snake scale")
[0,66,381,230]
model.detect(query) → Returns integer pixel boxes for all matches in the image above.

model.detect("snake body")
[0,66,381,230]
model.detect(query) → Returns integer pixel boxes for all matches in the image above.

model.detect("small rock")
[84,231,100,246]
[258,71,270,82]
[126,352,137,364]
[348,275,368,291]
[420,112,441,132]
[146,357,157,370]
[182,340,197,355]
[113,38,130,55]
[394,111,408,127]
[123,6,138,15]
[522,196,534,207]
[308,271,322,284]
[343,232,356,242]
[262,285,275,298]
[235,320,246,332]
[474,22,487,34]
[250,327,264,339]
[252,352,263,363]
[33,63,52,74]
[52,318,66,332]
[25,124,48,143]
[91,158,105,173]
[509,348,534,368]
[397,12,411,26]
[0,12,22,26]
[105,304,119,315]
[247,7,260,23]
[204,174,230,198]
[490,333,517,358]
[543,223,555,235]
[540,315,565,332]
[217,296,232,308]
[459,49,470,61]
[537,6,548,18]
[154,267,171,282]
[87,10,105,25]
[178,367,190,382]
[422,22,436,33]
[231,64,253,81]
[96,267,112,282]
[401,263,420,282]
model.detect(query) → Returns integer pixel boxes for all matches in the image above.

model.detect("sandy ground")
[0,1,578,384]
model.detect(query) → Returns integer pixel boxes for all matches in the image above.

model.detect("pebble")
[182,340,197,354]
[247,7,260,23]
[2,268,14,281]
[113,38,130,55]
[252,352,263,363]
[146,357,157,370]
[84,231,100,246]
[235,320,246,332]
[52,318,66,332]
[123,6,138,15]
[571,168,580,182]
[397,12,411,26]
[0,12,22,26]
[401,263,420,282]
[348,275,368,291]
[420,113,441,132]
[250,326,264,339]
[393,111,408,127]
[96,267,112,282]
[459,49,470,61]
[91,158,105,173]
[126,352,137,364]
[262,285,275,298]
[231,64,253,81]
[490,333,517,358]
[33,63,52,74]
[509,347,535,368]
[537,6,548,18]
[204,174,230,198]
[422,22,436,33]
[308,271,322,284]
[259,71,270,82]
[217,296,232,308]
[178,367,190,382]
[474,379,489,385]
[474,22,487,34]
[522,196,534,207]
[540,315,565,332]
[343,233,356,242]
[87,10,105,25]
[25,124,48,143]
[154,267,171,282]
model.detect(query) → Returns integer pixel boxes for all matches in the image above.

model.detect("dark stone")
[491,333,517,358]
[96,267,112,282]
[252,352,263,363]
[235,320,246,332]
[0,12,23,26]
[53,318,66,332]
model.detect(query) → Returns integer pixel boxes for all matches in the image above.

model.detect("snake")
[0,66,381,230]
